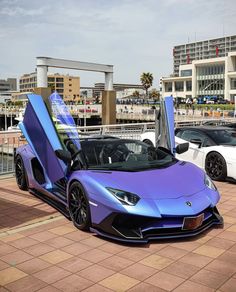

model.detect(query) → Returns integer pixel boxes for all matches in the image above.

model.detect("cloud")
[0,6,46,16]
[0,0,236,87]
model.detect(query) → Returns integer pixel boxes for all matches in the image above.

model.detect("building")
[116,88,144,99]
[162,52,236,102]
[94,83,144,98]
[173,35,236,76]
[0,78,17,93]
[19,73,80,101]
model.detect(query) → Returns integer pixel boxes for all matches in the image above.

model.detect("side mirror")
[55,149,72,165]
[190,138,202,148]
[175,142,189,154]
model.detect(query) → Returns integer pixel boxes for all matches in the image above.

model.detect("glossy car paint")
[140,130,236,181]
[15,94,223,242]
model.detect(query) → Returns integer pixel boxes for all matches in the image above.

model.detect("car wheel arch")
[67,179,82,198]
[143,139,154,147]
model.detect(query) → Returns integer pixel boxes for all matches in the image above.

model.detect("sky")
[1,0,236,89]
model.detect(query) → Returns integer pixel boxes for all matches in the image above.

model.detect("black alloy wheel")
[205,151,227,181]
[68,181,91,230]
[15,155,28,190]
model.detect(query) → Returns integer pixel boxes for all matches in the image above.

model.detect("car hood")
[84,161,206,199]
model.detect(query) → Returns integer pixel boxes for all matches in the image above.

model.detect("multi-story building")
[94,83,144,98]
[173,35,236,76]
[19,73,80,101]
[161,51,236,102]
[0,78,17,93]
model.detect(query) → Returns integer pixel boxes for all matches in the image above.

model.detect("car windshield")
[79,139,177,171]
[208,129,236,146]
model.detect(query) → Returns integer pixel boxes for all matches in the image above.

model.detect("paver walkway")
[0,177,236,291]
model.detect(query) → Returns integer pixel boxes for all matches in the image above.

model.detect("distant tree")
[48,83,55,93]
[132,90,140,98]
[140,72,153,98]
[150,89,160,101]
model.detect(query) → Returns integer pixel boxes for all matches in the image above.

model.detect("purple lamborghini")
[15,93,223,243]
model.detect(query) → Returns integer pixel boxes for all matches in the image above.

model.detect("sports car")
[141,126,236,182]
[15,93,223,243]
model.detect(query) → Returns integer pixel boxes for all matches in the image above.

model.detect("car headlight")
[106,187,140,206]
[205,174,217,191]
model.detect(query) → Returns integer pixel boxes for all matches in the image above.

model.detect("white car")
[140,126,236,181]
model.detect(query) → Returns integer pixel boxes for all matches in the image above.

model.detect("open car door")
[19,92,81,184]
[155,96,175,154]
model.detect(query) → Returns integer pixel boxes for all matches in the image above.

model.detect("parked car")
[15,93,223,242]
[141,127,236,181]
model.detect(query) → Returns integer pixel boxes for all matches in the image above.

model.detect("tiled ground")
[0,177,236,291]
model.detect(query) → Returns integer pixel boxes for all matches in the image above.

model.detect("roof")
[176,126,234,132]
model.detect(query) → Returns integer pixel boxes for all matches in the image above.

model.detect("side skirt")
[29,188,71,220]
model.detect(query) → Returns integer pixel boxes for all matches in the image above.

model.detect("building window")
[186,81,192,91]
[164,82,172,92]
[175,81,184,91]
[48,77,54,82]
[231,78,236,89]
[56,78,63,82]
[57,89,64,93]
[197,64,225,76]
[197,79,224,93]
[56,83,64,88]
[180,70,192,77]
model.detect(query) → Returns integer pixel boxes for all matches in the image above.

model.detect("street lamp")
[4,98,11,143]
[234,96,236,117]
[84,92,87,128]
[4,99,11,131]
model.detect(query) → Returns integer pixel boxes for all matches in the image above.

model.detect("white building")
[161,52,236,102]
[116,88,144,99]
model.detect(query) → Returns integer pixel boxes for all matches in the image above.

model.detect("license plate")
[182,213,204,230]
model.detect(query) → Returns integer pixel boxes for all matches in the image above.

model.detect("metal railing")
[1,117,236,176]
[0,131,24,175]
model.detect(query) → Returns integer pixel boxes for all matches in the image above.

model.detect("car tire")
[68,181,91,231]
[205,152,227,181]
[143,139,154,147]
[15,155,28,190]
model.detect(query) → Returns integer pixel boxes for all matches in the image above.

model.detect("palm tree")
[132,90,140,98]
[140,72,153,98]
[150,89,160,101]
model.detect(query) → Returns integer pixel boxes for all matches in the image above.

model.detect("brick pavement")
[0,177,236,291]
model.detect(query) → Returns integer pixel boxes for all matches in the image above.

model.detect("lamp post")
[84,92,87,128]
[4,98,11,143]
[234,96,236,117]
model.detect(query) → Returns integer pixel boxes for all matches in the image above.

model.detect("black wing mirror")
[190,138,202,148]
[55,149,72,165]
[175,142,189,154]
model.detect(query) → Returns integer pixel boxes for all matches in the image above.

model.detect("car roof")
[176,126,234,132]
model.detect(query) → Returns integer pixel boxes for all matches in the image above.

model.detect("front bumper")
[90,206,223,243]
